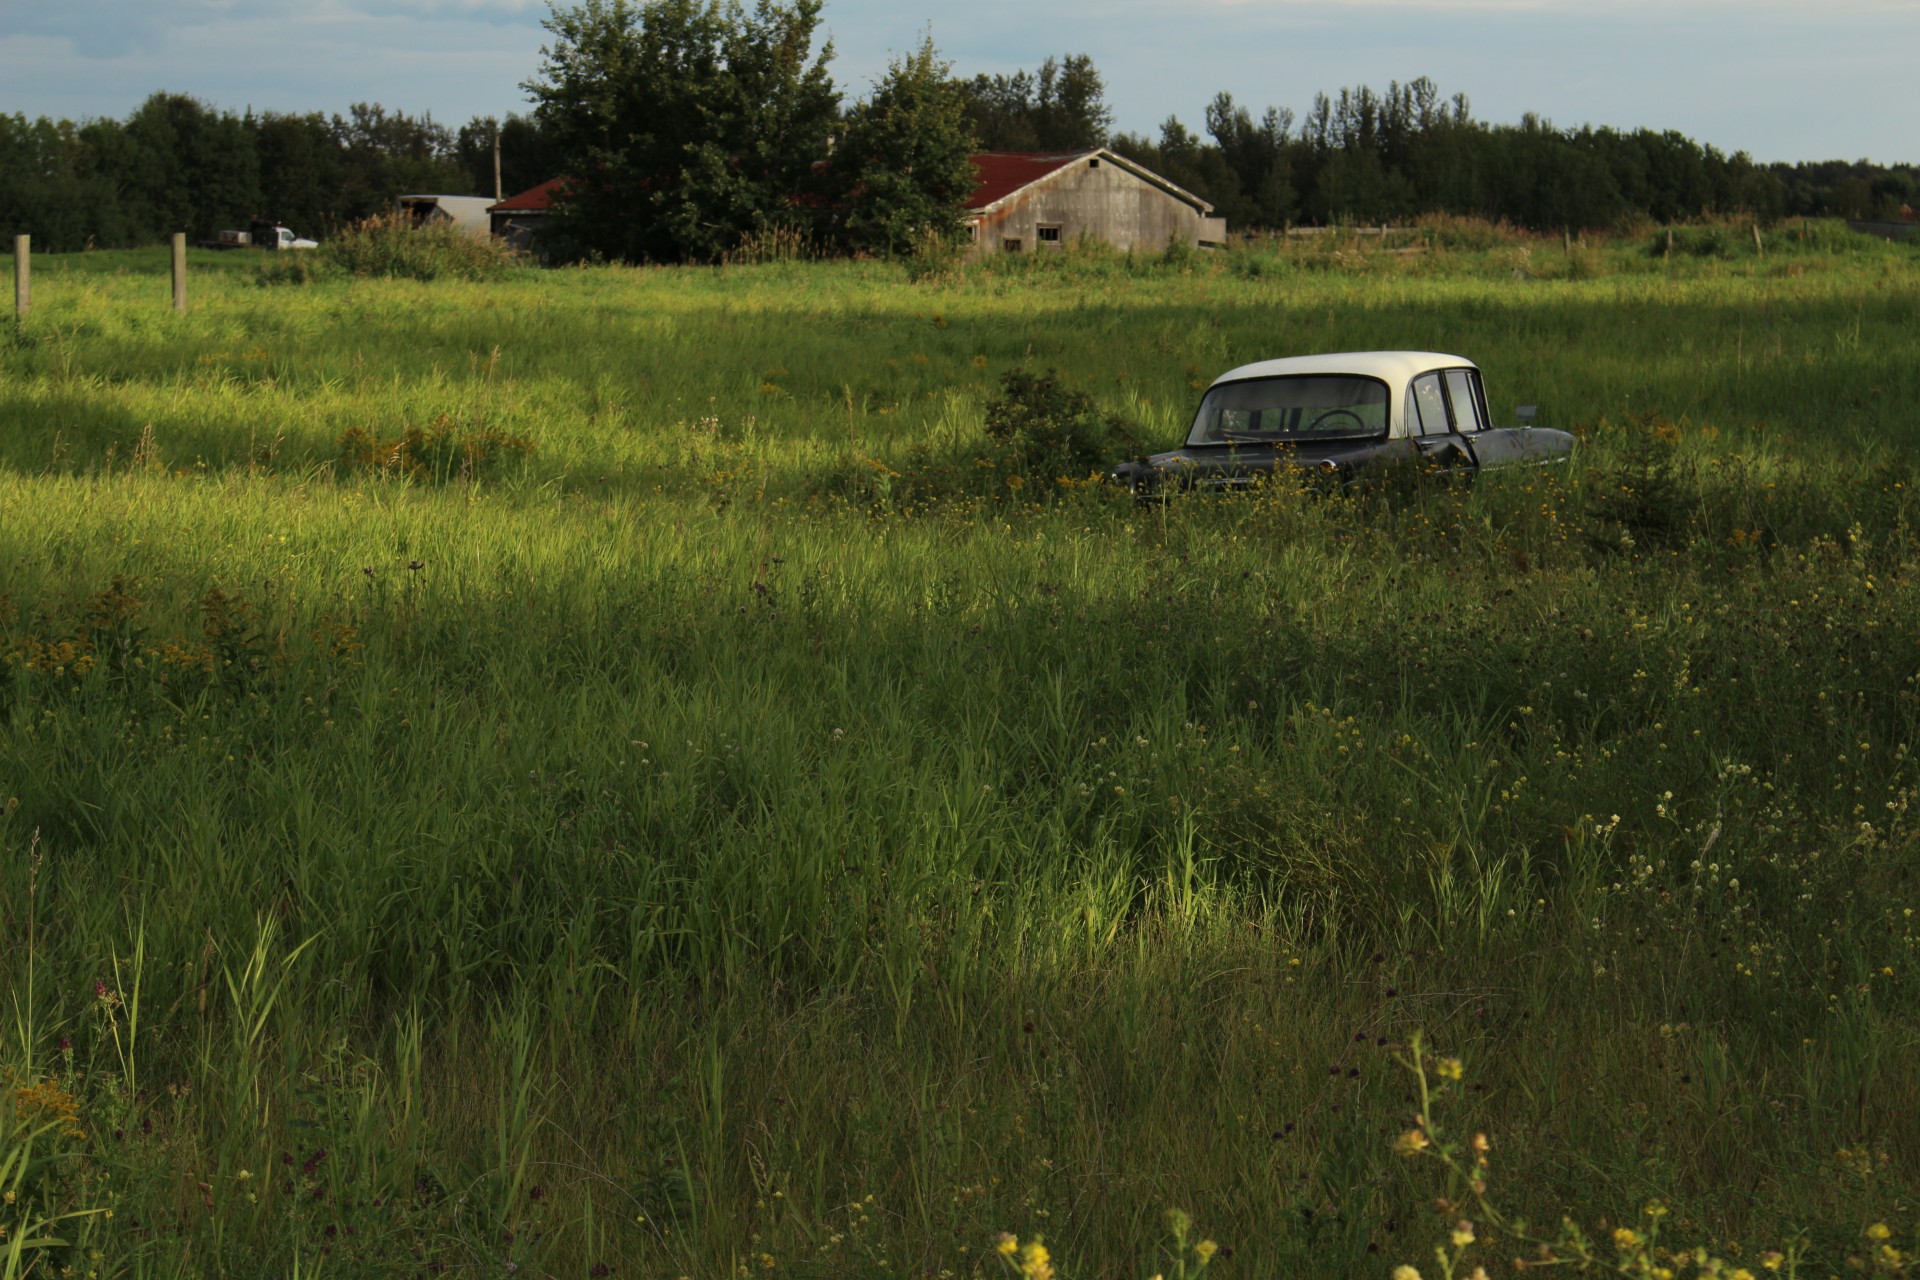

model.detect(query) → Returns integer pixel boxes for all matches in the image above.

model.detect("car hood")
[1109,438,1391,485]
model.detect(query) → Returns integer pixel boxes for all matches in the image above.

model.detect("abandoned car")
[1107,351,1574,494]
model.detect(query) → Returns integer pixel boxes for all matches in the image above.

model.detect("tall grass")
[1,226,1917,1277]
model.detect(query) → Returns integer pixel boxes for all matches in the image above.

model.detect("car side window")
[1408,373,1449,436]
[1443,369,1485,432]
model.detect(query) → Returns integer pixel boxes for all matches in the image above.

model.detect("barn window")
[1037,225,1061,245]
[1088,158,1100,169]
[1002,238,1023,253]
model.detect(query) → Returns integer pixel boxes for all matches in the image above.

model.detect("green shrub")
[322,213,517,282]
[335,414,535,483]
[253,253,338,287]
[902,225,969,283]
[984,367,1140,481]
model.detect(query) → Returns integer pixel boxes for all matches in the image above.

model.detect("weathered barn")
[964,149,1225,256]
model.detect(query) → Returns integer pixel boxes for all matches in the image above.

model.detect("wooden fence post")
[12,235,26,318]
[1752,224,1764,257]
[172,233,187,314]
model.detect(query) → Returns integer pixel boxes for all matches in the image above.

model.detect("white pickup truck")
[203,220,319,251]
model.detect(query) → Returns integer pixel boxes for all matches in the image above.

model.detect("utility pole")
[12,235,26,318]
[493,123,503,202]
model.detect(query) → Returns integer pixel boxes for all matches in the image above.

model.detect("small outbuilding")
[487,179,570,248]
[964,149,1225,257]
[395,194,494,236]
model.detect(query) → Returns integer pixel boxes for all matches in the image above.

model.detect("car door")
[1447,367,1537,468]
[1407,371,1476,470]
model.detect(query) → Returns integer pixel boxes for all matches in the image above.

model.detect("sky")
[2,0,1912,166]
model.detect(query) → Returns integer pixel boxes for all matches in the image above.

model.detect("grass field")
[3,225,1919,1279]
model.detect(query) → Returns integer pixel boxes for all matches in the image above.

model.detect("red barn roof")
[965,151,1098,210]
[488,177,571,214]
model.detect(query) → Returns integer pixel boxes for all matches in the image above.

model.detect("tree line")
[2,0,1914,258]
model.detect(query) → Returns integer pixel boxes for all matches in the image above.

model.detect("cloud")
[1,0,546,60]
[1,1,545,123]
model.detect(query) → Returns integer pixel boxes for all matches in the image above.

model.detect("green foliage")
[958,52,1112,152]
[831,36,977,258]
[454,111,563,202]
[984,367,1139,479]
[253,251,338,286]
[0,96,471,252]
[2,1069,110,1280]
[1583,414,1690,551]
[320,212,517,281]
[336,414,536,482]
[526,0,839,262]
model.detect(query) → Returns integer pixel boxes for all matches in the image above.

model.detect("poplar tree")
[831,36,978,257]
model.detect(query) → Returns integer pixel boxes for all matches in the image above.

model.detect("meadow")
[2,224,1919,1279]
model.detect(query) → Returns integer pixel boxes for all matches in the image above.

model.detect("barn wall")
[968,159,1222,257]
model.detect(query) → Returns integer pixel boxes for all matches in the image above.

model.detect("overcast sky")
[3,0,1911,165]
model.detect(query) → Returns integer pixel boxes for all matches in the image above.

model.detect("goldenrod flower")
[996,1234,1019,1257]
[1867,1223,1892,1241]
[1394,1128,1430,1156]
[1435,1057,1464,1082]
[1451,1220,1476,1247]
[1613,1227,1641,1250]
[1393,1266,1423,1280]
[1195,1239,1218,1262]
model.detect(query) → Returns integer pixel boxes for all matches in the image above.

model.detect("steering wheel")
[1306,408,1366,432]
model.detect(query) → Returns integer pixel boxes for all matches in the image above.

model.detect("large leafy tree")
[830,36,977,257]
[255,111,346,235]
[526,0,839,262]
[331,103,468,221]
[122,93,262,239]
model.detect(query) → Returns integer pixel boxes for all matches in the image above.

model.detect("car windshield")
[1185,375,1390,446]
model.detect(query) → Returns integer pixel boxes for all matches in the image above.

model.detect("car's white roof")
[1209,351,1477,389]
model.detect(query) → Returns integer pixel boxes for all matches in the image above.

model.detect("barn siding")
[967,156,1222,257]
